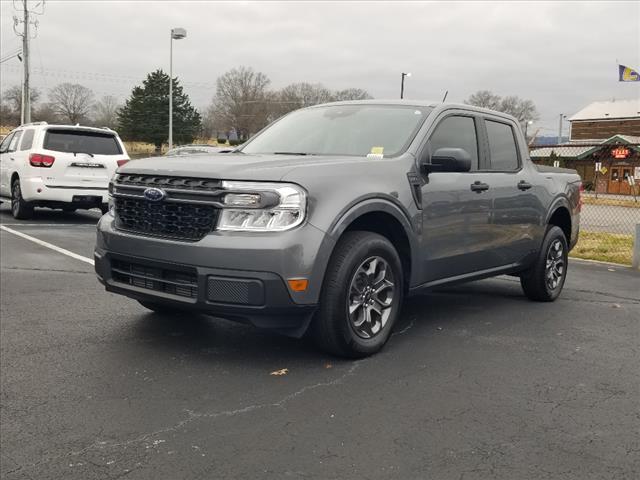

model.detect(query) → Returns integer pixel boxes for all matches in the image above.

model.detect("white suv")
[0,122,130,219]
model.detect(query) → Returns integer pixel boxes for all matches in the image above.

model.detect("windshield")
[241,104,431,157]
[44,129,122,155]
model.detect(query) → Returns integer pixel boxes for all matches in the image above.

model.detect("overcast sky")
[1,0,638,136]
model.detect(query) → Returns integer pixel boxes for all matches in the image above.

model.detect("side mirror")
[423,148,472,173]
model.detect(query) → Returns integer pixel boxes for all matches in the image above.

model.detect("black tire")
[138,300,185,315]
[520,226,568,302]
[11,178,34,220]
[99,205,109,215]
[311,231,404,358]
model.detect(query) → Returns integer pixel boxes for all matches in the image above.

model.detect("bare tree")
[1,85,40,125]
[333,88,372,101]
[33,102,60,124]
[465,90,539,127]
[49,83,94,124]
[211,66,271,139]
[92,95,120,129]
[465,90,501,110]
[3,85,41,113]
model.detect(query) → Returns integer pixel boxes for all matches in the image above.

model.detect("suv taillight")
[578,182,584,212]
[116,159,129,167]
[29,153,55,167]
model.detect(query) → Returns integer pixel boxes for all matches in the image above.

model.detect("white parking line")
[0,225,94,266]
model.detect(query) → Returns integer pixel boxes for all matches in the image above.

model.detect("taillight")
[29,153,55,168]
[578,182,584,212]
[116,159,129,167]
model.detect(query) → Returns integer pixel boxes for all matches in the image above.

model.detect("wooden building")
[530,99,640,195]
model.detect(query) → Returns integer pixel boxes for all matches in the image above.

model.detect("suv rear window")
[43,130,122,155]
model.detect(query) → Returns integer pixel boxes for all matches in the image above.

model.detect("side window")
[428,115,479,169]
[0,133,14,153]
[485,120,519,171]
[20,129,35,151]
[8,131,23,153]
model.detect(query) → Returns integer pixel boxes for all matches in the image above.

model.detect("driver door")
[419,113,497,283]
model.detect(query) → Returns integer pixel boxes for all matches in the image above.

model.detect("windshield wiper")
[272,152,310,156]
[72,152,95,157]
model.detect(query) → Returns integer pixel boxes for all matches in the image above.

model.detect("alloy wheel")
[347,256,396,339]
[545,239,565,291]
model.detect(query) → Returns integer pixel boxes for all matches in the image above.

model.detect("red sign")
[611,147,630,159]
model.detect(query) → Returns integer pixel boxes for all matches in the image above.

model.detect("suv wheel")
[312,231,404,358]
[520,225,568,302]
[11,179,34,220]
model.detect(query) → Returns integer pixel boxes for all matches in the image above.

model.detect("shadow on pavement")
[0,203,102,225]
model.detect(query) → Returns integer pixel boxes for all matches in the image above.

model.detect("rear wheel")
[11,179,34,220]
[520,226,568,302]
[311,231,404,358]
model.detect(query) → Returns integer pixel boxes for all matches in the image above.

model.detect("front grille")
[111,259,198,299]
[112,174,223,241]
[114,197,218,241]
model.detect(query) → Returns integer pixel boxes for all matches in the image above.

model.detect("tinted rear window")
[44,130,122,155]
[485,120,519,170]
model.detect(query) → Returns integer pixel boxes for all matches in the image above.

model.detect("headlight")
[217,181,306,232]
[107,196,116,217]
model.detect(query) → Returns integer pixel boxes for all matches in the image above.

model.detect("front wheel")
[11,179,34,220]
[311,231,404,358]
[520,226,568,302]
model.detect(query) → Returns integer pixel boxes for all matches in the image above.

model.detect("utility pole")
[13,0,44,125]
[22,0,30,124]
[557,113,563,144]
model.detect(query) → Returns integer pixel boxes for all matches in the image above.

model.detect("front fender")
[310,195,421,288]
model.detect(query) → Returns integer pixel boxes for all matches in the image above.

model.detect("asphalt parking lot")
[1,205,639,480]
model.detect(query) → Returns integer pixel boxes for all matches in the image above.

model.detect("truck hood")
[118,153,377,181]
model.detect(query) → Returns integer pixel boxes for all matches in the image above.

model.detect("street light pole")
[168,27,186,151]
[400,72,411,99]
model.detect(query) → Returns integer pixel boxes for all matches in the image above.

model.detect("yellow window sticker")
[367,146,384,159]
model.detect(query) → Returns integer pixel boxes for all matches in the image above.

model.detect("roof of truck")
[308,99,518,121]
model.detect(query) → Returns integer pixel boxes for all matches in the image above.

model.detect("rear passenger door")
[0,131,22,196]
[481,117,541,266]
[0,132,16,196]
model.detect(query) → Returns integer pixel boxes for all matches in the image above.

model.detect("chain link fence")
[530,142,640,265]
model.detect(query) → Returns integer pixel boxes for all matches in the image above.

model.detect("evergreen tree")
[118,69,201,150]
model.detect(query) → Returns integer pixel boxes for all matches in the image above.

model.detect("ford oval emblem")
[143,187,166,202]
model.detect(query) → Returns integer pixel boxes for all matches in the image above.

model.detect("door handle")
[517,180,532,191]
[470,181,489,192]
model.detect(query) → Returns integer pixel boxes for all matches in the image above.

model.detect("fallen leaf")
[612,303,621,308]
[270,368,289,376]
[325,363,333,369]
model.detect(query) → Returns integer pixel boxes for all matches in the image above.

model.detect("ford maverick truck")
[95,101,581,357]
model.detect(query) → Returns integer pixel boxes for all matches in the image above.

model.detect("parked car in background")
[0,122,130,219]
[96,101,581,357]
[165,144,228,156]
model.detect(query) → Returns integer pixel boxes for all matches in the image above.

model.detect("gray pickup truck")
[95,101,581,357]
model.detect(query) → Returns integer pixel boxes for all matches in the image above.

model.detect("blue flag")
[619,64,640,82]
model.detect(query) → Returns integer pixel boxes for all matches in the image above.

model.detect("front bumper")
[95,216,335,336]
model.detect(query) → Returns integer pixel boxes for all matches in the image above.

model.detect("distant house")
[569,99,640,140]
[530,99,640,195]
